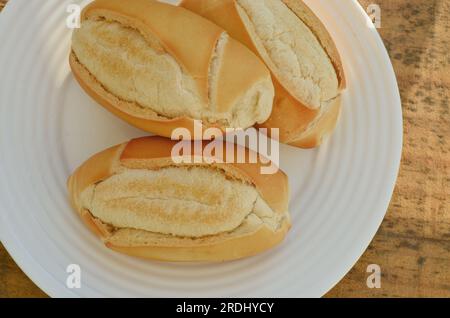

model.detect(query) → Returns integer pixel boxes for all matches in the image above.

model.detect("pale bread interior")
[79,166,288,241]
[106,212,286,248]
[236,0,339,109]
[72,18,273,128]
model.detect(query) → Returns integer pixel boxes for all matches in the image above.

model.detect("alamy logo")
[66,4,81,29]
[66,264,81,289]
[367,4,382,29]
[171,121,280,175]
[366,264,381,289]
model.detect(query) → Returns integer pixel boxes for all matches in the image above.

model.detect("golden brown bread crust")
[69,53,203,138]
[257,83,342,148]
[73,209,291,262]
[120,137,289,214]
[70,0,274,138]
[105,221,290,262]
[282,0,346,89]
[180,0,345,90]
[68,136,291,262]
[80,0,220,105]
[180,0,346,148]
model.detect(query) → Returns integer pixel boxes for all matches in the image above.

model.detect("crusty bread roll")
[67,136,291,262]
[180,0,346,147]
[70,0,274,138]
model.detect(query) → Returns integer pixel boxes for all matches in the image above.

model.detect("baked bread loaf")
[67,136,291,262]
[70,0,274,138]
[180,0,346,147]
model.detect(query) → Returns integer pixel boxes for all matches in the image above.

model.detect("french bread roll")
[67,136,291,262]
[70,0,274,138]
[180,0,346,148]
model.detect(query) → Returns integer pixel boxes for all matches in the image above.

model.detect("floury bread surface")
[180,0,346,147]
[81,167,276,238]
[237,0,338,109]
[70,0,274,137]
[68,137,291,262]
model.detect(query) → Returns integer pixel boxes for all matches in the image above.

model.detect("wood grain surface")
[0,0,449,298]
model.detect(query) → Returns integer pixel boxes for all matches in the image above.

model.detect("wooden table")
[0,0,449,298]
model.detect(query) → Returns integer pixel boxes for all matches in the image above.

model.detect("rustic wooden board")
[327,0,450,297]
[0,0,449,298]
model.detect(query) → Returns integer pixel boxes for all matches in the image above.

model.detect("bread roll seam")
[83,208,288,243]
[235,0,338,108]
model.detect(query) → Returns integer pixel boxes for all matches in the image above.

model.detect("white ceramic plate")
[0,0,402,297]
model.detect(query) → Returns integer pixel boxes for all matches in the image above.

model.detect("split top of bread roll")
[68,137,290,262]
[181,0,346,111]
[70,0,274,136]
